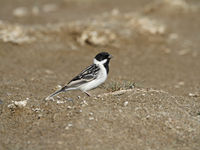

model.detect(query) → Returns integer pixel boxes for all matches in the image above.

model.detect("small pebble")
[57,100,65,104]
[89,116,94,120]
[14,100,28,107]
[124,101,129,107]
[32,108,41,112]
[68,123,73,127]
[65,123,73,130]
[45,69,53,74]
[0,99,3,104]
[67,106,72,109]
[82,100,88,106]
[57,85,62,89]
[188,93,199,98]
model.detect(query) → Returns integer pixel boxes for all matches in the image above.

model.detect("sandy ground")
[0,0,200,149]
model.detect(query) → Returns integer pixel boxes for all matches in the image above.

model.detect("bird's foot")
[84,91,91,97]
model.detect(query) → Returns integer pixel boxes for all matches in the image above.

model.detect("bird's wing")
[66,64,100,88]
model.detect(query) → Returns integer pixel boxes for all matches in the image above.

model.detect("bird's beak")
[108,55,113,59]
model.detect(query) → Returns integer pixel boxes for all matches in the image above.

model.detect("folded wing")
[67,64,100,88]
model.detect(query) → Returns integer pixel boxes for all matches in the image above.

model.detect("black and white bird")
[45,52,112,100]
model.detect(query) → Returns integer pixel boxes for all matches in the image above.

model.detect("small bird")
[46,52,112,100]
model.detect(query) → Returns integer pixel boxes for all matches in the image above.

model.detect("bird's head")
[94,52,112,65]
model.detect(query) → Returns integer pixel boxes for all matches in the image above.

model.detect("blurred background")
[0,0,200,149]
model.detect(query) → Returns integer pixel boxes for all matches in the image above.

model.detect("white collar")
[93,58,107,65]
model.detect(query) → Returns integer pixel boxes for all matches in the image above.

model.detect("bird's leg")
[84,91,91,97]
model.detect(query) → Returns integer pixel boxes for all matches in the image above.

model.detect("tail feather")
[45,86,66,100]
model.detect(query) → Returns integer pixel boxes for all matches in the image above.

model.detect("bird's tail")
[45,86,66,100]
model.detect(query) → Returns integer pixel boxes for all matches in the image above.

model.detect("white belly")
[79,65,107,92]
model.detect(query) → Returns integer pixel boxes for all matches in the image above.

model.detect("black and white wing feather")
[67,64,100,87]
[46,64,100,99]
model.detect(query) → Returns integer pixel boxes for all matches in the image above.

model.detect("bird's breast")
[80,65,107,91]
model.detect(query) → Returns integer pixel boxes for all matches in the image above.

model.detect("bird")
[45,52,112,100]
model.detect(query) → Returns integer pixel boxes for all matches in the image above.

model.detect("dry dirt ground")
[0,0,200,150]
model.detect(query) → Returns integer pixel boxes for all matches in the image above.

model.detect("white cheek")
[101,59,107,64]
[94,58,107,65]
